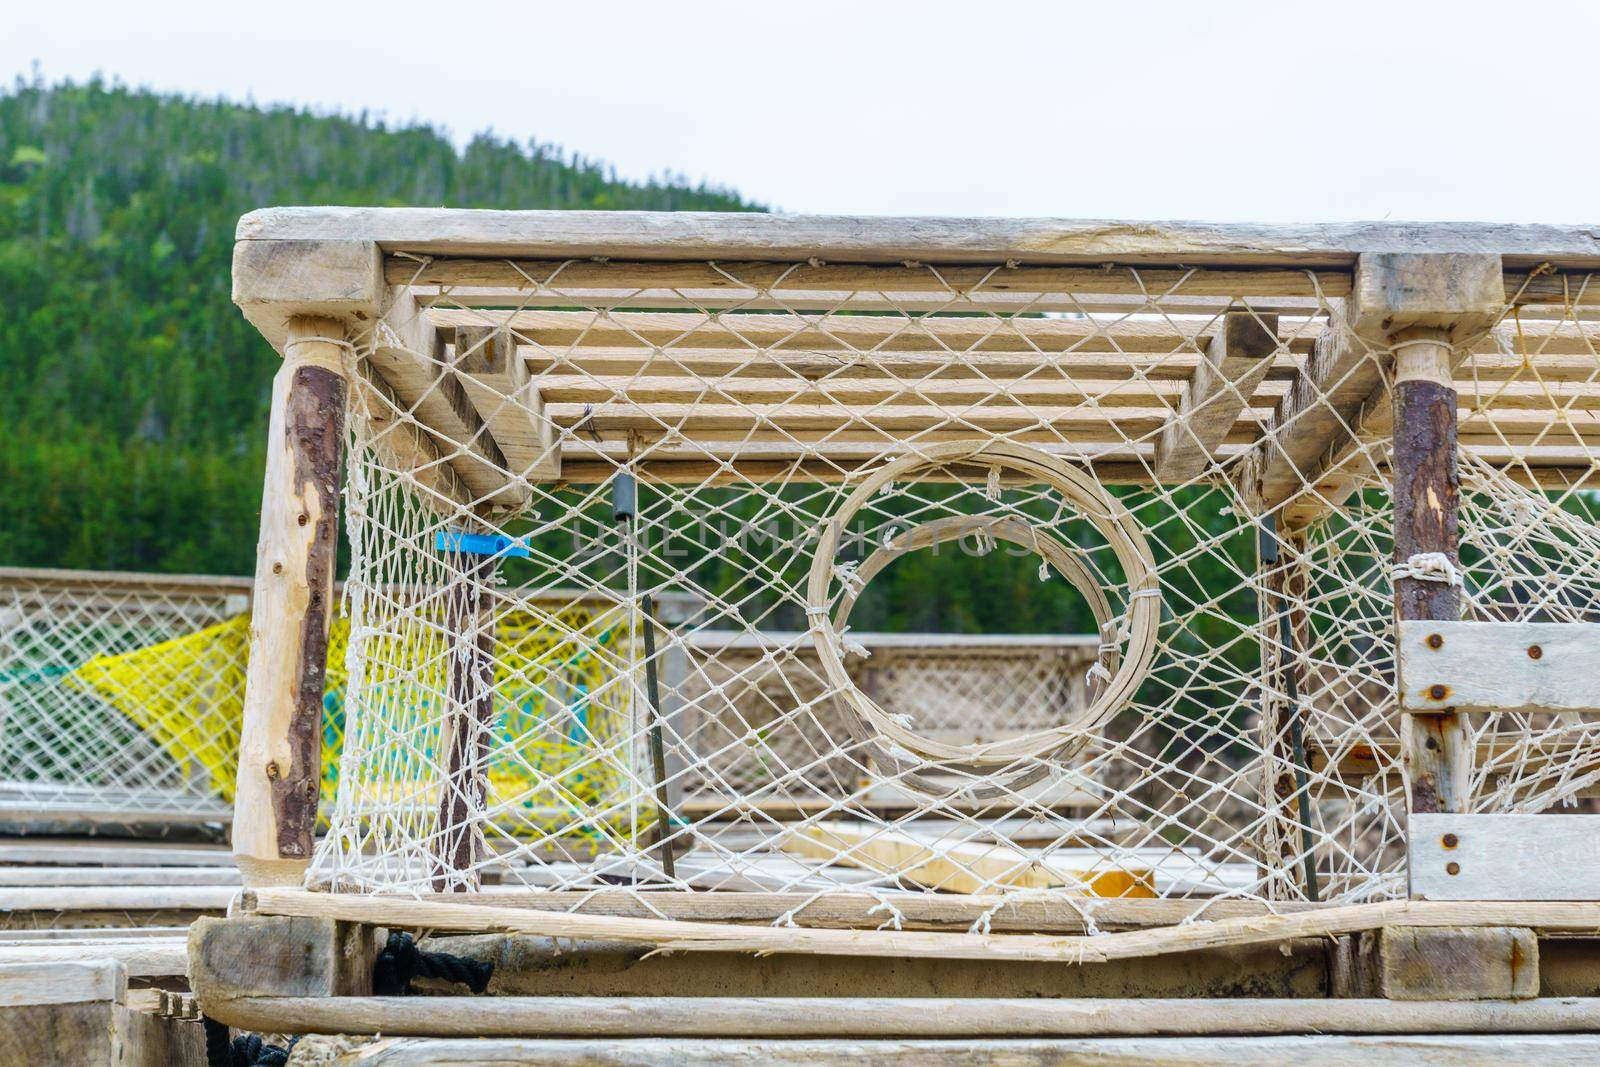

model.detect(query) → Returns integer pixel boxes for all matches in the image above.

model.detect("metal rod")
[613,472,676,878]
[640,593,676,879]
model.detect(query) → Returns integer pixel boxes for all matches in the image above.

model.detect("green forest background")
[0,76,758,575]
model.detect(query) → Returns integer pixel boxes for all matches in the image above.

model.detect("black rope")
[373,930,493,995]
[202,1018,296,1067]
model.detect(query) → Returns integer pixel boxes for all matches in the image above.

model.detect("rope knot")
[1393,552,1463,588]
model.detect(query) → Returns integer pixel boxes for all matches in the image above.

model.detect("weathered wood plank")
[248,888,1600,964]
[0,960,124,1008]
[0,867,240,887]
[0,887,236,911]
[392,257,1350,297]
[237,210,1600,268]
[1156,311,1280,482]
[0,939,187,978]
[403,889,1313,933]
[1399,620,1600,714]
[369,293,526,507]
[1411,813,1600,901]
[200,993,1600,1041]
[451,325,559,481]
[276,1033,1600,1066]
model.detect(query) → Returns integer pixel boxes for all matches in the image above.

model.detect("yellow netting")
[66,606,624,832]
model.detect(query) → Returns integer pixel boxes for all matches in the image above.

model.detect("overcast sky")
[5,0,1597,223]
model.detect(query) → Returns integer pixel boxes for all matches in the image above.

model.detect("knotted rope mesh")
[298,257,1600,910]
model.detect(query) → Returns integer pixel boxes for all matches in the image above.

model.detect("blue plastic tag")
[435,530,531,559]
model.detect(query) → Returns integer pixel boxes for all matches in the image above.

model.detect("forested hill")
[0,78,760,574]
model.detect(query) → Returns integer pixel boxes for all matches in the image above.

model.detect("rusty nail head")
[1445,861,1461,876]
[1428,684,1449,701]
[1426,633,1443,649]
[1442,833,1459,848]
[1528,645,1543,660]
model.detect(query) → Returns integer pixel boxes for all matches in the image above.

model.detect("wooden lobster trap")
[192,210,1600,1054]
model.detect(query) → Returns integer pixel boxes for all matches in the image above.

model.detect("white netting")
[307,257,1600,908]
[0,569,250,822]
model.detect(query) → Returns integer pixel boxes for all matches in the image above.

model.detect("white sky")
[5,0,1598,223]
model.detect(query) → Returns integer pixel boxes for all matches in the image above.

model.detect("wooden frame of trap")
[194,210,1600,1056]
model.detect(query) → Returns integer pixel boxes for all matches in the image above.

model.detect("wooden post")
[1392,327,1468,817]
[233,316,350,887]
[1340,254,1502,833]
[433,550,497,892]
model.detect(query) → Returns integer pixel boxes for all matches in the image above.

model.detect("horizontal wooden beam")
[238,209,1600,269]
[248,888,1600,964]
[397,258,1598,315]
[200,994,1600,1041]
[390,257,1349,298]
[1398,621,1600,715]
[284,1033,1600,1064]
[434,308,1316,356]
[1410,814,1600,901]
[407,889,1305,932]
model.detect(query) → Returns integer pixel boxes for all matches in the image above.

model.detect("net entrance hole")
[806,441,1158,799]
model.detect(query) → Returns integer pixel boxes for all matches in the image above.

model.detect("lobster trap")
[226,211,1600,916]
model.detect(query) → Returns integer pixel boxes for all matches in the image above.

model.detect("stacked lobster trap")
[0,567,252,824]
[226,213,1600,918]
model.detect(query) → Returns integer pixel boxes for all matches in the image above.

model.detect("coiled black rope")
[372,930,493,995]
[199,932,489,1066]
[202,1018,296,1067]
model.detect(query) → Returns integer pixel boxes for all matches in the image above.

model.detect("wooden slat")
[1399,620,1600,715]
[438,308,1294,355]
[451,325,560,481]
[1410,813,1600,900]
[0,940,187,979]
[0,960,124,1008]
[351,356,474,510]
[1156,311,1281,482]
[390,257,1349,298]
[369,293,526,506]
[550,400,1253,440]
[0,887,236,911]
